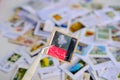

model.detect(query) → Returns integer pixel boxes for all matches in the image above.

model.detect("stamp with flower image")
[0,50,23,72]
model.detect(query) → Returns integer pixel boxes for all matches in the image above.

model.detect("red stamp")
[48,45,67,60]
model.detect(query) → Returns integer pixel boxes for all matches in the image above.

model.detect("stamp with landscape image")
[76,42,91,57]
[47,28,78,63]
[108,47,120,64]
[96,21,120,42]
[89,45,107,57]
[96,28,111,41]
[60,56,88,79]
[105,24,119,35]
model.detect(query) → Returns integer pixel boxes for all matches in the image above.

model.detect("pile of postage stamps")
[0,0,120,80]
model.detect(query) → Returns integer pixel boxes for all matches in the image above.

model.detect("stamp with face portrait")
[46,28,78,63]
